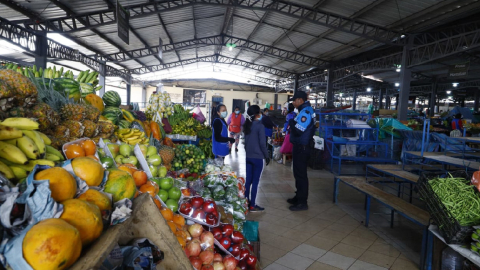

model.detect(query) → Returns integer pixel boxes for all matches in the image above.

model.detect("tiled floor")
[224,143,420,270]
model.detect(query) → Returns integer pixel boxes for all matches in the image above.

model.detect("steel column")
[293,74,299,93]
[142,83,147,108]
[429,78,437,117]
[326,69,334,107]
[379,88,384,109]
[34,31,47,69]
[386,96,391,109]
[98,62,106,97]
[274,93,278,111]
[397,38,414,121]
[352,89,357,110]
[126,84,131,105]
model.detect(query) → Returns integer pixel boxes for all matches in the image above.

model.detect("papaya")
[77,189,112,211]
[150,121,161,140]
[143,120,151,137]
[23,218,82,270]
[103,169,136,202]
[34,167,76,202]
[71,157,105,186]
[85,93,104,112]
[60,199,103,246]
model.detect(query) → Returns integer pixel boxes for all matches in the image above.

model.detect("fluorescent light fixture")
[367,88,372,92]
[452,83,458,87]
[401,34,406,38]
[226,43,236,51]
[306,85,310,90]
[0,40,26,54]
[47,33,79,47]
[395,83,400,87]
[396,68,401,72]
[340,93,343,97]
[447,91,451,94]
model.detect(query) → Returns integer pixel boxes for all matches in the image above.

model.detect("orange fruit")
[34,167,76,202]
[167,221,177,233]
[60,199,103,246]
[176,235,186,249]
[133,171,148,187]
[153,198,162,209]
[160,207,173,221]
[134,189,140,198]
[117,164,137,176]
[173,214,185,227]
[139,181,159,197]
[65,144,85,159]
[86,155,99,161]
[81,139,96,156]
[23,218,82,270]
[175,230,188,241]
[71,157,105,186]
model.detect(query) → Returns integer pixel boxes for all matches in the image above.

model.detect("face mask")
[220,111,228,118]
[294,108,298,113]
[265,112,269,116]
[258,115,263,121]
[235,110,240,114]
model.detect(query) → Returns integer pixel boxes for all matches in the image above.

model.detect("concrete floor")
[224,142,421,270]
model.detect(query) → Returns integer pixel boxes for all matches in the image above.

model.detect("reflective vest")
[229,114,242,133]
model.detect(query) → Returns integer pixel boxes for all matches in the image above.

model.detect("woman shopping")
[243,105,270,212]
[212,104,235,159]
[226,106,245,152]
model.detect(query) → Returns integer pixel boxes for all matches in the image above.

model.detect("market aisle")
[224,143,419,270]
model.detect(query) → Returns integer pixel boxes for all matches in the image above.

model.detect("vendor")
[452,113,464,132]
[212,104,235,158]
[226,106,245,152]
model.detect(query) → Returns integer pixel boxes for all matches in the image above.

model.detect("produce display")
[115,128,149,145]
[172,144,206,173]
[146,91,174,119]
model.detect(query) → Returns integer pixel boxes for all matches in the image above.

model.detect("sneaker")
[287,197,297,204]
[249,205,265,212]
[289,204,308,211]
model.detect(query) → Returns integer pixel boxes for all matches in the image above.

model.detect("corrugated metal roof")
[195,16,224,38]
[161,6,193,25]
[251,24,285,45]
[194,5,225,19]
[165,20,195,42]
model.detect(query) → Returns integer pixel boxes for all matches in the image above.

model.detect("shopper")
[226,106,245,152]
[283,103,296,134]
[287,91,316,211]
[452,113,463,132]
[262,108,275,144]
[212,104,235,159]
[243,105,270,212]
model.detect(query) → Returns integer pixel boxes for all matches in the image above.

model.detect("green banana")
[46,145,65,161]
[45,153,61,162]
[10,166,27,180]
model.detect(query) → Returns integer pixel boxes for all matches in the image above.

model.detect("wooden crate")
[70,194,193,270]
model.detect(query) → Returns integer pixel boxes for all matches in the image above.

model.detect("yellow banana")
[28,159,55,167]
[0,160,15,179]
[9,166,27,180]
[0,125,22,140]
[0,141,28,164]
[36,131,52,145]
[22,130,45,156]
[0,118,39,130]
[3,138,17,145]
[16,136,40,159]
[10,163,35,172]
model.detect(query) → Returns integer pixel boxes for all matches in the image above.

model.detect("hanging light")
[226,43,236,51]
[447,91,451,94]
[395,83,400,87]
[367,87,372,92]
[452,83,458,87]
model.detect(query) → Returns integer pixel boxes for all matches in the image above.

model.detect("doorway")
[232,99,248,113]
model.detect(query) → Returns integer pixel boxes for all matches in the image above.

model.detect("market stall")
[0,65,257,270]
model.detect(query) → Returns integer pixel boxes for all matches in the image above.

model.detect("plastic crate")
[416,170,474,244]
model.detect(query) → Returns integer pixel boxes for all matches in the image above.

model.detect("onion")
[199,250,214,265]
[189,224,204,238]
[186,239,202,257]
[201,231,215,248]
[189,256,202,269]
[213,253,223,262]
[213,262,226,270]
[223,255,238,270]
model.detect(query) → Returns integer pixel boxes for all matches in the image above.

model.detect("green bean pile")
[429,175,480,226]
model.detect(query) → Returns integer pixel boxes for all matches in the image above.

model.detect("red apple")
[211,227,223,240]
[192,209,206,220]
[203,201,216,213]
[186,239,202,257]
[237,260,247,270]
[223,255,238,270]
[246,255,257,267]
[199,250,214,265]
[190,256,202,269]
[230,244,241,257]
[180,202,193,215]
[239,249,250,261]
[212,209,219,218]
[213,253,223,262]
[220,237,231,250]
[222,224,234,237]
[202,265,214,270]
[201,231,215,248]
[188,224,204,238]
[205,213,217,225]
[213,262,226,270]
[231,231,244,244]
[191,197,204,209]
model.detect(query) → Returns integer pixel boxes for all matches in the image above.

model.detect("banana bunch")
[3,63,64,79]
[115,128,149,145]
[185,118,195,127]
[168,105,193,126]
[197,126,212,138]
[0,118,65,183]
[76,70,102,91]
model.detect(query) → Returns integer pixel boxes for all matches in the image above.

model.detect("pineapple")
[60,103,86,121]
[82,120,99,138]
[50,137,67,150]
[85,105,100,122]
[53,125,70,139]
[158,145,175,165]
[62,120,84,138]
[97,120,114,135]
[27,103,60,131]
[0,69,37,108]
[91,136,101,144]
[8,107,26,118]
[0,78,15,111]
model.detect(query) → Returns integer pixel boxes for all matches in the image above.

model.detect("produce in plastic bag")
[178,196,220,226]
[212,185,225,201]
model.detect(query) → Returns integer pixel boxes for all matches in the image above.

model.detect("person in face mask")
[212,104,235,158]
[226,106,245,152]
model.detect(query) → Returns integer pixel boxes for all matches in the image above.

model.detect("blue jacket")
[289,102,316,146]
[245,121,269,159]
[212,118,230,157]
[283,112,297,133]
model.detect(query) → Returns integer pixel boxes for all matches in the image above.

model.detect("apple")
[199,250,214,265]
[219,237,231,250]
[97,148,106,157]
[203,201,216,213]
[158,165,167,177]
[158,189,169,202]
[213,262,226,270]
[122,156,138,166]
[246,255,257,267]
[213,253,223,262]
[119,144,131,157]
[231,231,244,244]
[139,144,148,158]
[202,265,214,270]
[230,244,241,257]
[239,249,250,261]
[147,145,158,157]
[147,154,162,166]
[186,239,202,257]
[107,143,119,157]
[221,224,234,237]
[190,256,202,269]
[237,260,247,270]
[114,154,124,164]
[223,255,238,270]
[149,164,159,177]
[159,177,173,190]
[205,213,217,225]
[188,224,203,238]
[168,187,182,200]
[180,202,192,215]
[192,209,206,220]
[191,197,204,209]
[166,199,178,212]
[211,227,223,240]
[201,231,215,248]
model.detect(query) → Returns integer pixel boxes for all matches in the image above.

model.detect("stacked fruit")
[158,205,189,251]
[0,118,64,183]
[115,128,149,145]
[145,92,174,120]
[150,177,181,212]
[197,126,212,139]
[172,144,205,173]
[107,143,139,167]
[211,225,258,270]
[198,139,213,159]
[101,91,123,125]
[63,138,98,160]
[138,144,167,177]
[179,196,220,226]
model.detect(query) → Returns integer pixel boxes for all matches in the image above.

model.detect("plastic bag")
[243,221,259,241]
[178,196,220,227]
[273,146,282,161]
[280,133,293,154]
[191,106,206,124]
[212,185,225,201]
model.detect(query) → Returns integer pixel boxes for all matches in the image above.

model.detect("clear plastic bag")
[191,106,206,124]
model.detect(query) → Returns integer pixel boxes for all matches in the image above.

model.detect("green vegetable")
[472,244,478,252]
[429,174,480,226]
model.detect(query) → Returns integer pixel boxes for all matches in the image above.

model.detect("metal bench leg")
[365,195,371,227]
[426,230,433,270]
[333,178,340,204]
[390,209,395,228]
[409,183,413,203]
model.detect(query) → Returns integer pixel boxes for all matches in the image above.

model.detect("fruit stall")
[0,64,257,270]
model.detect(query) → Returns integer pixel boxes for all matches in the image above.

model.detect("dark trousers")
[292,144,310,204]
[246,157,265,207]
